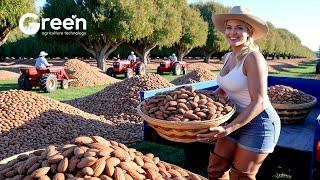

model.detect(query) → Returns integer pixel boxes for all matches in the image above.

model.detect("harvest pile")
[268,85,314,104]
[0,136,202,180]
[141,86,233,121]
[0,70,19,80]
[186,63,217,71]
[63,59,119,87]
[0,90,141,160]
[171,68,215,85]
[68,74,172,123]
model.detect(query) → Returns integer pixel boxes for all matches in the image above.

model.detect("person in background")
[35,51,52,69]
[169,53,178,62]
[127,51,137,62]
[196,6,281,180]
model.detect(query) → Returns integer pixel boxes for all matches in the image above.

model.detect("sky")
[36,0,319,51]
[189,0,320,51]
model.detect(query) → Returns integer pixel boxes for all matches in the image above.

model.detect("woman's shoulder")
[246,50,265,62]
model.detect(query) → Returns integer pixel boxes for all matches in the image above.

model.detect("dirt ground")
[0,57,315,74]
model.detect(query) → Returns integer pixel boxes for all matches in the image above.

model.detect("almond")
[174,167,189,177]
[91,136,111,146]
[113,167,125,180]
[82,167,94,176]
[57,157,68,173]
[30,167,50,178]
[53,173,65,180]
[72,136,94,144]
[68,156,78,172]
[92,157,107,177]
[77,157,97,169]
[48,154,64,164]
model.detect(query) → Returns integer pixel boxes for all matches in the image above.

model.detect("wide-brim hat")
[211,6,268,40]
[39,51,48,57]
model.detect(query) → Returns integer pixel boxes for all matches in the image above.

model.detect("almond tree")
[195,2,230,62]
[125,0,183,64]
[0,0,34,46]
[43,0,155,70]
[173,5,208,61]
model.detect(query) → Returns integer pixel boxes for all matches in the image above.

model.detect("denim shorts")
[225,106,281,153]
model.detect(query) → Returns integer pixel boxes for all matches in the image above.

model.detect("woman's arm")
[197,51,269,141]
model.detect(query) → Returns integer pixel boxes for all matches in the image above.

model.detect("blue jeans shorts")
[225,106,281,153]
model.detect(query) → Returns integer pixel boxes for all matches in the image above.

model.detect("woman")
[196,6,281,180]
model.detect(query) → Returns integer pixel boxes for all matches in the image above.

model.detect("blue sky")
[36,0,319,51]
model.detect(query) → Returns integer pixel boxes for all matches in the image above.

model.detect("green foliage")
[175,5,208,51]
[0,29,90,58]
[149,0,183,47]
[43,0,156,70]
[0,0,35,45]
[195,2,230,58]
[125,0,185,64]
[257,22,276,55]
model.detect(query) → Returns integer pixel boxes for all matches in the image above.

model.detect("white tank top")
[216,52,271,112]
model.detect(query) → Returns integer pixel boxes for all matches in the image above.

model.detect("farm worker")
[127,51,137,62]
[35,51,52,69]
[196,6,281,179]
[169,53,177,62]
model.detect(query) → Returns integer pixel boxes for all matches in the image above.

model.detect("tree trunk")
[176,48,192,61]
[126,44,156,65]
[203,51,214,63]
[142,48,153,64]
[0,27,10,47]
[95,52,106,71]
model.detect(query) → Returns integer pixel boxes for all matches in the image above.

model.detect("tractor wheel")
[182,67,187,75]
[135,63,146,75]
[61,79,69,89]
[106,67,115,77]
[18,74,32,90]
[172,63,182,75]
[125,68,134,78]
[39,73,58,93]
[157,67,163,75]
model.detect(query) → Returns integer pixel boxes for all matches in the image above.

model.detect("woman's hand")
[196,126,231,143]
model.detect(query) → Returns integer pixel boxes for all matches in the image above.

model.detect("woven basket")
[137,103,236,143]
[272,94,317,124]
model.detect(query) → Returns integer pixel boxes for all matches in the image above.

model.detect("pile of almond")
[68,73,172,124]
[141,86,233,121]
[171,68,216,85]
[0,70,19,80]
[0,136,202,180]
[0,90,141,160]
[268,85,313,104]
[63,59,119,87]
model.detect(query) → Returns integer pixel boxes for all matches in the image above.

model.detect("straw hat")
[211,6,268,39]
[39,51,48,57]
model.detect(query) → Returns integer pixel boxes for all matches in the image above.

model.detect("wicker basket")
[272,94,317,124]
[137,103,236,143]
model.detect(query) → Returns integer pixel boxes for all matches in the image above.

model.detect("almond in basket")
[141,86,234,121]
[268,85,313,104]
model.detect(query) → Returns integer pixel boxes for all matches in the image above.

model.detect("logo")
[19,13,87,36]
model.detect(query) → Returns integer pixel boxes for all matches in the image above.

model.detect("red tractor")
[18,66,74,93]
[106,60,146,78]
[157,60,187,75]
